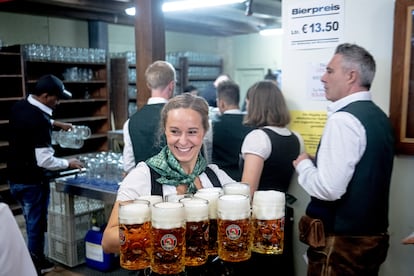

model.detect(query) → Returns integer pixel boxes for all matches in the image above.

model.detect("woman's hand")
[293,152,311,168]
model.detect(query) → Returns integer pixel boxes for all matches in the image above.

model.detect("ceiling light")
[163,0,245,12]
[125,7,136,16]
[259,28,283,36]
[125,0,245,16]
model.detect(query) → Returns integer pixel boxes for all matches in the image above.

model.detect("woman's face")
[165,108,206,169]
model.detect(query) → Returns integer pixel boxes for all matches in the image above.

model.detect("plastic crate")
[48,209,105,242]
[48,235,85,267]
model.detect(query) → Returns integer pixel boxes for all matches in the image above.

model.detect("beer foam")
[252,190,285,219]
[152,202,185,229]
[165,193,193,203]
[253,190,285,206]
[118,201,151,224]
[137,195,163,206]
[197,187,223,195]
[180,197,209,222]
[222,182,250,196]
[217,194,251,220]
[194,191,220,219]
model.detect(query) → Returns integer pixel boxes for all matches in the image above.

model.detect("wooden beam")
[134,0,165,109]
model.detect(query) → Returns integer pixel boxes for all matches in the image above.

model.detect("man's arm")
[52,120,73,131]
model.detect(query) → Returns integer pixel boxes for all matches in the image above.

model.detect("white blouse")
[117,162,235,201]
[241,126,305,160]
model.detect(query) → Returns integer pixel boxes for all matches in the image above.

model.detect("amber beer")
[179,197,209,266]
[194,188,222,256]
[151,202,186,274]
[251,190,285,254]
[118,200,151,270]
[217,194,252,262]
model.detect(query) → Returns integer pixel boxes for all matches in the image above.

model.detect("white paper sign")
[307,62,327,101]
[287,0,344,50]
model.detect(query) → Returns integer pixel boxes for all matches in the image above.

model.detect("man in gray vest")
[122,61,176,174]
[293,43,394,275]
[211,80,253,181]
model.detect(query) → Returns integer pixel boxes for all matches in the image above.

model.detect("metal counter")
[54,175,118,204]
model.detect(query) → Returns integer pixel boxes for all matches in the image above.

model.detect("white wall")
[107,24,135,52]
[0,13,88,48]
[282,1,414,275]
[229,33,284,106]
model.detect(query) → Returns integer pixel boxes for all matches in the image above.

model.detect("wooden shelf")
[0,44,111,199]
[0,97,23,102]
[0,141,9,148]
[0,74,23,78]
[187,62,222,67]
[0,183,10,192]
[24,59,106,66]
[60,99,108,103]
[57,116,108,123]
[177,56,222,93]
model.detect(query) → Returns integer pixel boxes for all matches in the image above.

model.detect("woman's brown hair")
[243,80,290,127]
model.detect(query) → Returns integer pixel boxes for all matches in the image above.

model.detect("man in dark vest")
[293,43,395,275]
[211,80,253,181]
[122,61,176,174]
[200,73,231,107]
[8,74,84,274]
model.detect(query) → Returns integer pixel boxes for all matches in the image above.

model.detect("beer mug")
[137,195,163,209]
[56,130,84,149]
[194,189,221,256]
[72,125,91,139]
[217,194,252,262]
[51,131,59,145]
[179,197,209,266]
[151,202,186,275]
[251,190,285,254]
[222,182,250,197]
[196,187,223,195]
[118,200,151,270]
[164,193,193,203]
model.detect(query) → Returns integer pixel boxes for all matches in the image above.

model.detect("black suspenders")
[149,166,221,196]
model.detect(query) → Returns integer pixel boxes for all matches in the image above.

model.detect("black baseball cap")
[34,74,72,99]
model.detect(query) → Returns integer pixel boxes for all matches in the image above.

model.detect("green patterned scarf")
[146,146,207,193]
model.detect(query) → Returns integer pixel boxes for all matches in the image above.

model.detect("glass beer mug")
[251,190,285,255]
[118,200,152,270]
[56,130,84,149]
[150,202,186,275]
[72,125,91,139]
[179,197,209,266]
[194,188,222,256]
[217,194,252,262]
[222,182,250,197]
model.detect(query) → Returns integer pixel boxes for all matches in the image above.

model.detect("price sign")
[287,0,344,50]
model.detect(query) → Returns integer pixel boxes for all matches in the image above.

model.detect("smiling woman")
[101,93,234,256]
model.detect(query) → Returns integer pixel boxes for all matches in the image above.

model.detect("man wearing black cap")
[7,74,84,274]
